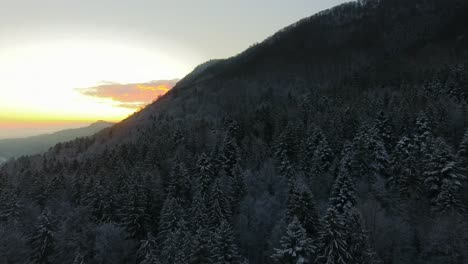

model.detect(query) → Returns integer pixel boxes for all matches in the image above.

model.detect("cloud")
[76,80,178,109]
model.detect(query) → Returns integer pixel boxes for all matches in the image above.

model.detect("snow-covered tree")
[72,251,86,264]
[188,226,214,264]
[433,182,465,215]
[272,217,314,264]
[121,185,150,239]
[329,162,357,215]
[345,210,380,264]
[315,208,350,264]
[158,197,183,243]
[212,220,242,264]
[221,133,240,178]
[311,136,334,175]
[286,177,319,236]
[137,233,160,264]
[374,110,394,151]
[390,136,423,200]
[160,219,189,264]
[167,161,192,207]
[196,153,216,196]
[30,207,56,264]
[208,178,231,227]
[424,138,465,207]
[457,129,468,170]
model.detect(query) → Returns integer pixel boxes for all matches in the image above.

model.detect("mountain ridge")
[0,0,467,263]
[0,120,114,161]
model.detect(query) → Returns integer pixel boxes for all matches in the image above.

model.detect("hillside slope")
[0,121,113,161]
[0,0,468,263]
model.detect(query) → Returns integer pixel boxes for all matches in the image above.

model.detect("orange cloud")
[76,80,178,109]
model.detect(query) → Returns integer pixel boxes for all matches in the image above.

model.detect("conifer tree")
[196,153,216,196]
[121,185,149,239]
[457,129,468,170]
[158,196,183,243]
[424,138,465,206]
[188,226,214,264]
[276,126,297,179]
[329,163,357,215]
[272,217,314,264]
[72,251,86,264]
[390,136,423,200]
[286,177,319,236]
[302,128,325,175]
[221,133,240,178]
[433,182,465,215]
[0,188,24,224]
[167,161,192,207]
[30,207,56,264]
[315,208,351,264]
[138,233,160,264]
[208,178,231,228]
[212,220,242,264]
[374,110,394,151]
[230,166,247,215]
[414,113,433,154]
[345,210,380,264]
[160,219,190,264]
[311,136,333,175]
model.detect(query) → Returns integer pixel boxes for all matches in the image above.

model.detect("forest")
[1,0,468,263]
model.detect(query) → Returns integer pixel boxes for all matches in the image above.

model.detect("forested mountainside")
[0,121,113,161]
[1,0,468,263]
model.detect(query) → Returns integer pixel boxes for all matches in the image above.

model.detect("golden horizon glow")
[0,39,190,138]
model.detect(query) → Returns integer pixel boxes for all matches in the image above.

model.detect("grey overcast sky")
[0,0,348,67]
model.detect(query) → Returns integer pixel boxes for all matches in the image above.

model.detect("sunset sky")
[0,0,346,139]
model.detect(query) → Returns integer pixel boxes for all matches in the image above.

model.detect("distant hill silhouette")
[0,121,113,161]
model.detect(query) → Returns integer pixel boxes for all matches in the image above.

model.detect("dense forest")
[1,0,468,263]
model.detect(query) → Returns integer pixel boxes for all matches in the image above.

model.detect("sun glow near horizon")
[0,39,193,138]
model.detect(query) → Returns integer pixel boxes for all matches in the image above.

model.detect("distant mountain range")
[0,121,113,162]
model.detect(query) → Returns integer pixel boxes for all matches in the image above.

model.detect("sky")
[0,0,347,139]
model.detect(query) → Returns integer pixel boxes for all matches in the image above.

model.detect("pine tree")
[196,153,216,196]
[158,196,183,243]
[121,189,149,239]
[72,250,86,264]
[221,134,240,178]
[374,110,394,151]
[414,113,433,154]
[138,233,160,264]
[433,182,465,215]
[329,163,357,215]
[30,207,56,264]
[188,226,214,264]
[311,136,334,175]
[0,188,24,224]
[276,126,297,179]
[302,128,325,175]
[230,166,247,215]
[160,219,189,264]
[367,128,390,180]
[457,129,468,171]
[345,210,380,264]
[390,136,423,200]
[315,208,351,264]
[212,220,242,264]
[167,161,192,207]
[424,138,465,207]
[190,183,209,229]
[286,177,319,237]
[272,217,314,264]
[208,178,231,227]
